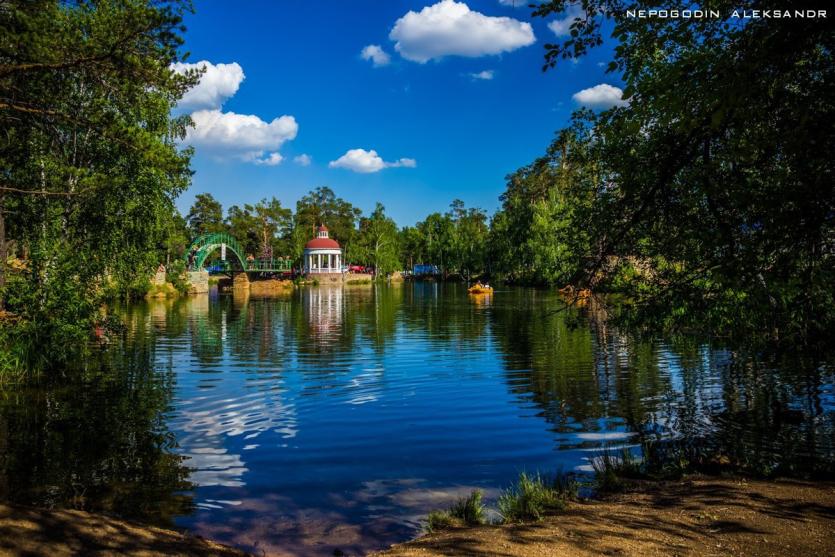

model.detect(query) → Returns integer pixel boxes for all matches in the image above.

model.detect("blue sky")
[176,1,620,226]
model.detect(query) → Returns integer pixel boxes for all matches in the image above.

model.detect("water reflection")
[0,340,193,526]
[0,284,832,554]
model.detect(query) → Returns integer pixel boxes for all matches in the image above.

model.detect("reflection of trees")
[490,290,607,427]
[356,284,400,354]
[0,331,193,526]
[488,290,835,472]
[226,292,294,365]
[187,294,226,364]
[400,282,490,348]
[708,353,835,476]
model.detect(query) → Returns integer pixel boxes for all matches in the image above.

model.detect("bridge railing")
[207,259,293,273]
[187,232,295,273]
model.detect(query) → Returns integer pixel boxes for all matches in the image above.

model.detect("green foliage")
[489,114,596,286]
[492,0,835,345]
[425,509,457,532]
[186,193,224,236]
[0,0,196,371]
[401,200,489,277]
[166,259,189,294]
[225,197,293,258]
[448,489,486,526]
[293,187,361,262]
[354,203,400,275]
[497,472,569,523]
[425,489,486,532]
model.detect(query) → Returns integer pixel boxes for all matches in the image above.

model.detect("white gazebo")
[303,225,342,274]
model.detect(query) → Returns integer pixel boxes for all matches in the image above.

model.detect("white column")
[317,253,321,272]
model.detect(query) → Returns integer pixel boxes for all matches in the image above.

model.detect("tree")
[225,197,292,258]
[446,200,488,279]
[293,187,360,261]
[490,113,597,285]
[417,212,454,276]
[0,0,197,367]
[356,203,400,275]
[528,1,835,342]
[160,208,189,266]
[254,197,293,258]
[399,226,425,272]
[186,193,224,236]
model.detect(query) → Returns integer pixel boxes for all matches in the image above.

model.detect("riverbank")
[374,476,835,557]
[0,504,247,557]
[1,477,833,556]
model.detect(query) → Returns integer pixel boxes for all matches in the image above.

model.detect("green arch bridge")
[185,232,294,274]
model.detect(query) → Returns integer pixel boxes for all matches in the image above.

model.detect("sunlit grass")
[497,471,575,523]
[425,489,486,532]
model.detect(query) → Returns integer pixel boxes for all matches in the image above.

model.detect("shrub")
[498,472,567,523]
[425,510,457,532]
[448,489,486,526]
[424,490,486,533]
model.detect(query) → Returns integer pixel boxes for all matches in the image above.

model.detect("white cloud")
[547,5,584,38]
[572,83,628,108]
[254,152,283,166]
[328,149,416,173]
[390,0,535,63]
[171,61,245,111]
[293,154,312,166]
[469,69,495,80]
[360,44,391,67]
[186,109,298,164]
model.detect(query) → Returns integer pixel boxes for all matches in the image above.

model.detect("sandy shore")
[0,504,247,557]
[2,477,833,556]
[373,476,835,557]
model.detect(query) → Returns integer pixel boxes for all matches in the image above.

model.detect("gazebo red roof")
[305,237,340,249]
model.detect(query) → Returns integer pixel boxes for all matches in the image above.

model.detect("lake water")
[1,284,833,556]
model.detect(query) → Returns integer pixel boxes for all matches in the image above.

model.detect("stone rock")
[187,270,209,294]
[232,273,250,290]
[249,279,294,296]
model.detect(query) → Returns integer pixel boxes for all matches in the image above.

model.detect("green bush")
[498,472,568,523]
[424,490,486,532]
[167,260,190,294]
[425,510,457,532]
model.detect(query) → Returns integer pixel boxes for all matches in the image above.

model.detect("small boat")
[468,283,494,294]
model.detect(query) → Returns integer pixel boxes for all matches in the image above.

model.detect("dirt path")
[374,477,835,557]
[0,504,247,557]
